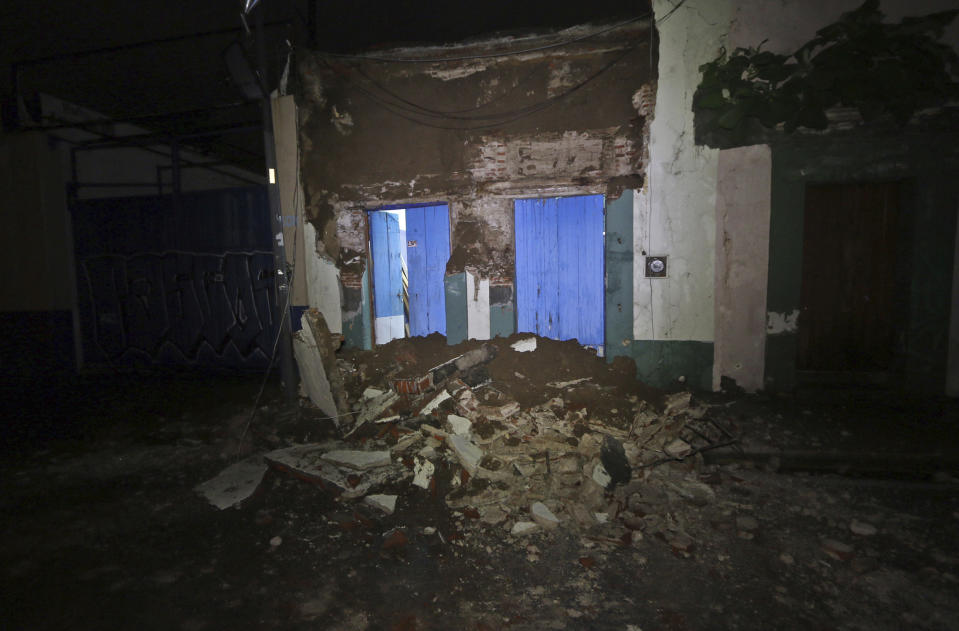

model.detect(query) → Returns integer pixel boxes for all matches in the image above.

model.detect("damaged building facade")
[284,0,959,395]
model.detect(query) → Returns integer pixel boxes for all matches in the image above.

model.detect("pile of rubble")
[198,309,739,545]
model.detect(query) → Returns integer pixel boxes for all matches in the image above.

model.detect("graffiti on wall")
[80,250,277,365]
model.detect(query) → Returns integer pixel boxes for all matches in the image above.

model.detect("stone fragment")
[849,519,878,536]
[592,463,612,488]
[362,387,385,400]
[412,457,435,489]
[449,434,484,475]
[821,539,855,561]
[321,450,391,471]
[194,454,267,510]
[547,377,591,389]
[664,438,693,459]
[779,552,794,565]
[664,391,691,416]
[446,414,472,436]
[531,502,561,530]
[510,337,537,352]
[365,494,398,515]
[419,390,452,416]
[511,521,539,536]
[269,536,283,547]
[479,506,507,525]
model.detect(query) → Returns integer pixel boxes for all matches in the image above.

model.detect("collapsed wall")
[294,20,655,348]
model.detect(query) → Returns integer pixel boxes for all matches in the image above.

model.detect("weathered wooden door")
[797,182,900,371]
[514,195,605,347]
[369,211,406,343]
[405,204,450,337]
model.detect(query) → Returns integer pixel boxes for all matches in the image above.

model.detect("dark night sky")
[1,0,649,171]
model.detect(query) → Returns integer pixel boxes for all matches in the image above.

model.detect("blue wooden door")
[406,204,450,337]
[515,195,604,346]
[369,211,406,342]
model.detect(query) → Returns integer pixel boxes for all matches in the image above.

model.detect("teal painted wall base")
[342,269,372,350]
[605,189,634,362]
[490,304,515,338]
[444,273,467,345]
[626,340,714,390]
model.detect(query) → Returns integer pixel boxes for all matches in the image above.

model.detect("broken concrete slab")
[446,414,472,436]
[301,309,348,414]
[365,494,398,515]
[449,434,484,475]
[511,521,539,536]
[293,322,338,418]
[264,444,381,499]
[510,337,537,352]
[419,390,451,416]
[321,450,391,471]
[356,391,400,426]
[412,457,435,489]
[194,454,267,510]
[362,387,385,400]
[531,502,561,530]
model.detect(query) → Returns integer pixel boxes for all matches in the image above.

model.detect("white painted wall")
[648,0,959,391]
[635,0,732,342]
[466,271,491,341]
[713,145,771,392]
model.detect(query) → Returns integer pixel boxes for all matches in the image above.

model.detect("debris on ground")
[202,333,746,554]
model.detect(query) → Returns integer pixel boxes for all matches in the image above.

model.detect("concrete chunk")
[293,324,337,418]
[510,337,537,352]
[511,521,539,536]
[530,501,560,530]
[412,457,435,489]
[194,455,267,510]
[446,414,472,436]
[321,450,391,470]
[449,434,484,475]
[365,494,398,515]
[419,390,451,416]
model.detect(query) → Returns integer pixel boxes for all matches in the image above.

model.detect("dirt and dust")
[2,355,959,630]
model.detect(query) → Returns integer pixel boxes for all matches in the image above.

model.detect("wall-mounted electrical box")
[645,255,668,278]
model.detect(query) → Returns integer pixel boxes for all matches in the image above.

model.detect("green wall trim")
[627,340,714,390]
[605,189,634,363]
[342,268,372,350]
[490,304,515,338]
[444,273,467,345]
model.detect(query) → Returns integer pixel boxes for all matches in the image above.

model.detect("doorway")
[368,203,450,344]
[797,182,901,375]
[514,194,605,349]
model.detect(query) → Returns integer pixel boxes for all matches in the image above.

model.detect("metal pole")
[256,7,297,403]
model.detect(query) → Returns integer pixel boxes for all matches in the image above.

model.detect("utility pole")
[255,5,297,403]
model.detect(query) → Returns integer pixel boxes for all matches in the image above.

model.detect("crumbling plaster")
[296,22,653,283]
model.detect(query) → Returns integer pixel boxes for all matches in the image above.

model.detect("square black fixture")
[645,255,668,278]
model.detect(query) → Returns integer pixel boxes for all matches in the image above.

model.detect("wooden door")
[797,182,900,371]
[514,195,605,347]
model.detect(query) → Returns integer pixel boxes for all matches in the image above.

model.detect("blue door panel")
[370,212,404,318]
[515,195,604,346]
[406,204,450,336]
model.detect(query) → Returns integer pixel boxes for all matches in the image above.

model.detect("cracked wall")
[295,22,654,347]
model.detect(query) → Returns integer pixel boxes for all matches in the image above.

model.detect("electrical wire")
[322,14,651,63]
[345,44,639,131]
